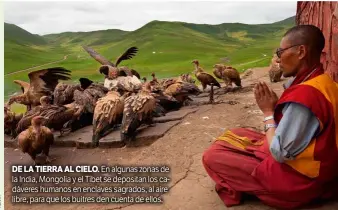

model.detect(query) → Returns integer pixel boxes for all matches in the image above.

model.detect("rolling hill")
[4,23,68,74]
[4,16,295,103]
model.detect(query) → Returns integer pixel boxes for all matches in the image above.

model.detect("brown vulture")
[53,83,82,106]
[6,67,71,111]
[4,106,23,137]
[192,60,221,91]
[213,64,242,87]
[120,82,158,144]
[92,90,125,146]
[269,54,283,82]
[17,116,54,165]
[82,45,141,79]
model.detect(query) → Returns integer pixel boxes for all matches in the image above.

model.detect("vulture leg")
[209,84,214,104]
[43,147,56,163]
[29,153,39,166]
[202,83,207,92]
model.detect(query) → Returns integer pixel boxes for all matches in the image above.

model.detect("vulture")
[17,116,54,165]
[120,82,158,144]
[4,106,23,137]
[64,78,109,131]
[82,45,141,79]
[15,95,82,137]
[92,90,126,146]
[213,64,242,87]
[180,73,196,84]
[53,82,82,106]
[164,80,201,106]
[151,72,159,84]
[6,67,71,111]
[119,66,141,79]
[192,60,221,91]
[269,54,283,82]
[73,78,109,114]
[42,103,83,136]
[15,96,54,138]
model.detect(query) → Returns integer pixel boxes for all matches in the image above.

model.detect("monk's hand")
[254,82,278,115]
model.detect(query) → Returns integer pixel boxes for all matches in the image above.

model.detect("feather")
[13,80,30,94]
[82,45,115,66]
[120,89,156,143]
[114,47,138,67]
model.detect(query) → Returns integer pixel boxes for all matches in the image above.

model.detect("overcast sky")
[4,1,297,35]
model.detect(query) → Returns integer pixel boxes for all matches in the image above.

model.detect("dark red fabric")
[274,64,324,123]
[274,73,338,182]
[252,71,338,208]
[202,128,338,209]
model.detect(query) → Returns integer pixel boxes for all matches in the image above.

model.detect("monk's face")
[276,36,304,77]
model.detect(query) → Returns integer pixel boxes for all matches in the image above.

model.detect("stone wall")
[296,2,338,82]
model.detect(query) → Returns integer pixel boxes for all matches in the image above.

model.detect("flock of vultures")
[4,46,282,165]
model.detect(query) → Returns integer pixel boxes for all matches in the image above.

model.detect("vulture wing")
[131,69,141,79]
[28,67,71,95]
[79,78,94,90]
[121,92,156,142]
[93,92,124,136]
[53,83,80,106]
[212,68,223,80]
[13,80,30,94]
[197,72,221,88]
[15,106,44,135]
[114,47,138,67]
[82,45,115,66]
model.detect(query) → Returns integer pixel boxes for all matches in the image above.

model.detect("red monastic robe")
[203,66,338,209]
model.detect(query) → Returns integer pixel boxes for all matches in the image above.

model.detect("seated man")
[202,24,338,209]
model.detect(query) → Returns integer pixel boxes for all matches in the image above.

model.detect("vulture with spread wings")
[82,45,141,79]
[6,67,71,111]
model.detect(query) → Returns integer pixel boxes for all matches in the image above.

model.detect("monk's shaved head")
[283,25,325,58]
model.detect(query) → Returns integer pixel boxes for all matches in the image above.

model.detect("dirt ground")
[4,67,338,210]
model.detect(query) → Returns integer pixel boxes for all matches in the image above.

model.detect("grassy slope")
[4,16,295,104]
[4,23,68,74]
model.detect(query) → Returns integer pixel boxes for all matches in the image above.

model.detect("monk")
[202,24,338,209]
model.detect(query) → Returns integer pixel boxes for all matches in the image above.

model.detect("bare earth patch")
[4,67,338,210]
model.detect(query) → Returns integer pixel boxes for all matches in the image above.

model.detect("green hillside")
[4,16,295,102]
[4,23,69,74]
[4,23,47,45]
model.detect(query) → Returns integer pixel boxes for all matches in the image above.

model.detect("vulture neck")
[8,94,28,106]
[32,125,42,135]
[193,63,200,71]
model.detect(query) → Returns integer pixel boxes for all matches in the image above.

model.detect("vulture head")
[99,65,110,77]
[143,82,152,92]
[142,77,147,82]
[39,96,52,106]
[79,78,93,90]
[191,60,199,66]
[4,106,9,114]
[31,116,49,127]
[213,64,224,69]
[184,74,196,84]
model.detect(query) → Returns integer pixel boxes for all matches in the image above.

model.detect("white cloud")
[4,1,297,35]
